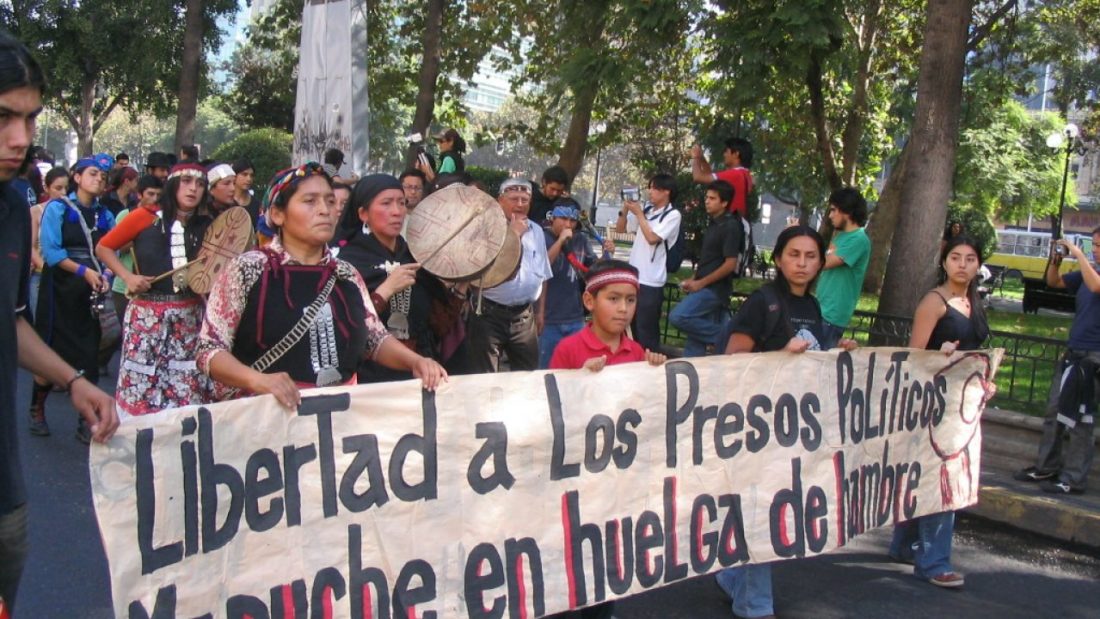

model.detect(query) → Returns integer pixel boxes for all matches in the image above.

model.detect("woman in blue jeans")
[888,234,990,588]
[718,225,857,618]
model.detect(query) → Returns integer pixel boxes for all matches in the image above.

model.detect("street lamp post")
[590,122,607,217]
[1046,123,1079,240]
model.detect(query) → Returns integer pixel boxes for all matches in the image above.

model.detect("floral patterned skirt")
[116,294,212,416]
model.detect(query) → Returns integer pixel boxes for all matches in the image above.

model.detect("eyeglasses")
[402,184,423,192]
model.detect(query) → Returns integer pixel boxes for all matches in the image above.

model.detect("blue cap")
[549,204,580,220]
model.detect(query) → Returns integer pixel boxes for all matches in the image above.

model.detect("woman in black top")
[336,174,467,382]
[888,234,989,589]
[718,225,857,619]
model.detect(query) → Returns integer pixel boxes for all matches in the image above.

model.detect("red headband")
[168,163,206,180]
[585,268,639,294]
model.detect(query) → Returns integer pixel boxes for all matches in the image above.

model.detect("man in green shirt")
[816,187,870,349]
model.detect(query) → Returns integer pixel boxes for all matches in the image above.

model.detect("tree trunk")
[406,0,444,169]
[877,0,973,319]
[862,141,911,293]
[807,53,843,191]
[174,0,204,152]
[839,0,882,185]
[556,82,599,181]
[554,3,610,181]
[75,76,96,156]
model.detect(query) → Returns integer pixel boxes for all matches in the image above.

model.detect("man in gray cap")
[467,178,553,372]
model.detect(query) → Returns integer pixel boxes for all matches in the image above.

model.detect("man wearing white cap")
[467,177,553,372]
[206,162,237,216]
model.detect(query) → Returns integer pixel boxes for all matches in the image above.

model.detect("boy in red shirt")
[547,261,664,618]
[549,259,666,371]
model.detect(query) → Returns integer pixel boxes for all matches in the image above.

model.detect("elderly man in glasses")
[467,178,553,372]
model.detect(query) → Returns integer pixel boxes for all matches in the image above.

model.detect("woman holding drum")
[336,174,469,381]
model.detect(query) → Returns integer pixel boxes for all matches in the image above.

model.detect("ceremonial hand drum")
[187,206,254,295]
[475,227,522,289]
[406,184,508,281]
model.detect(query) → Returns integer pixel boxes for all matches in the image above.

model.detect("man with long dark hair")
[815,187,870,350]
[0,31,117,610]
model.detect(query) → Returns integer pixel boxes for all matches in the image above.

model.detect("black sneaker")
[28,416,50,437]
[1013,466,1056,482]
[1040,479,1084,495]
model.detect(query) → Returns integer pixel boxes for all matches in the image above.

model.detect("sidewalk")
[971,407,1100,549]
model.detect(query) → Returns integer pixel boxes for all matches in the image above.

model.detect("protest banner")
[91,348,1000,618]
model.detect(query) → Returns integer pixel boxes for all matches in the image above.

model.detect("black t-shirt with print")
[728,284,824,352]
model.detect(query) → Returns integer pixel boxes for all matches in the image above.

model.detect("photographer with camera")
[1014,231,1100,495]
[613,173,681,353]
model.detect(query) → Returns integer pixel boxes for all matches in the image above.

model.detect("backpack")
[717,283,819,352]
[734,212,754,278]
[644,204,683,273]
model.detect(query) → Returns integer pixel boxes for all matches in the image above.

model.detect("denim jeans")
[716,564,773,618]
[539,320,586,369]
[819,320,846,351]
[0,503,28,611]
[669,287,729,357]
[28,271,40,322]
[889,511,955,578]
[1033,349,1099,487]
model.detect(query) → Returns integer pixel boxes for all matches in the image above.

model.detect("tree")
[512,0,702,180]
[176,0,238,151]
[406,0,445,167]
[2,0,232,156]
[877,0,973,319]
[953,96,1070,224]
[219,1,300,132]
[702,0,922,202]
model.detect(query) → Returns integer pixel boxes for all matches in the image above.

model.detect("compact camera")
[621,187,640,202]
[1055,244,1069,257]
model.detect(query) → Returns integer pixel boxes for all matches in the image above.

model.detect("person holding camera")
[613,173,681,353]
[1014,231,1100,495]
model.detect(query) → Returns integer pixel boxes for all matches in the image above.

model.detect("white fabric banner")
[293,0,367,171]
[91,349,1000,618]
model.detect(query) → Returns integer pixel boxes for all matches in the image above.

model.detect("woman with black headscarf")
[337,174,469,381]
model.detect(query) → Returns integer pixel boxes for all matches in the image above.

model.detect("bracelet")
[77,264,87,277]
[64,370,84,392]
[370,291,390,314]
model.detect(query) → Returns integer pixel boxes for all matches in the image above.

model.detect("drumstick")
[419,204,487,267]
[147,256,206,285]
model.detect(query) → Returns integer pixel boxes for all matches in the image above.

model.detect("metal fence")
[658,286,1066,415]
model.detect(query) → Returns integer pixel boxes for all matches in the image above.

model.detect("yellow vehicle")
[987,229,1091,280]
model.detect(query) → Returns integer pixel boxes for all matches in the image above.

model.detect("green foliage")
[943,203,997,262]
[209,129,294,193]
[954,93,1070,222]
[509,0,704,168]
[218,9,298,132]
[465,166,510,196]
[700,0,923,205]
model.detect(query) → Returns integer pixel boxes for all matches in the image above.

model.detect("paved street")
[12,366,1100,619]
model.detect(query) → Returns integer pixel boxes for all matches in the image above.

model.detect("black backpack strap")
[759,283,792,350]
